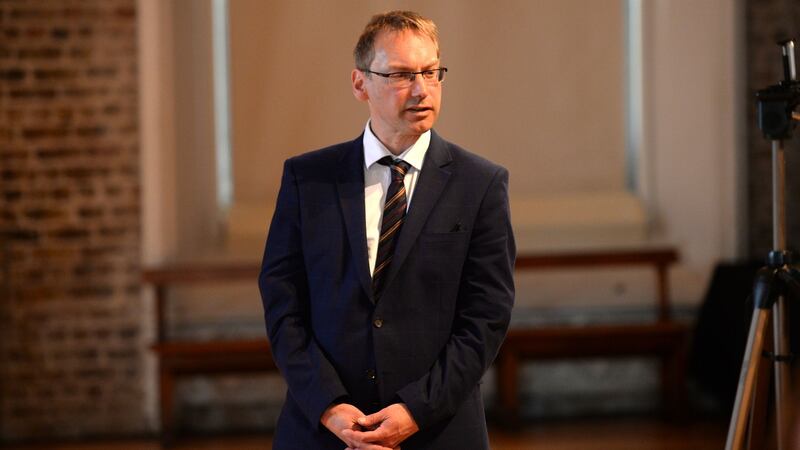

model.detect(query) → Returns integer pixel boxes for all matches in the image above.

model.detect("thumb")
[357,412,384,428]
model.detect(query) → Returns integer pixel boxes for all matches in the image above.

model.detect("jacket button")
[373,318,383,328]
[366,369,376,381]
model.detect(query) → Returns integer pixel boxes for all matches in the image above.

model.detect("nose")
[410,73,428,98]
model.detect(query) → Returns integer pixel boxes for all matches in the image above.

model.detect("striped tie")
[373,156,411,299]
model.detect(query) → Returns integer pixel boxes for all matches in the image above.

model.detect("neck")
[369,123,421,156]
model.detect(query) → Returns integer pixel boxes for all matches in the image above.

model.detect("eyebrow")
[385,61,440,72]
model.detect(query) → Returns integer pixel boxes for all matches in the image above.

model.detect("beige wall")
[141,0,744,306]
[228,0,626,210]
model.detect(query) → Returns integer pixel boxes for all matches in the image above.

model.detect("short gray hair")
[354,10,439,70]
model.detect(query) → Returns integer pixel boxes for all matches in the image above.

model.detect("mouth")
[406,106,432,113]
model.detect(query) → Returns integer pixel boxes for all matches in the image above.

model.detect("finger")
[353,444,394,450]
[341,428,371,446]
[343,428,385,444]
[357,412,385,428]
[340,430,363,448]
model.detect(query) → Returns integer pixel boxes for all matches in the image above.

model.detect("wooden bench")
[495,247,690,424]
[141,263,275,445]
[143,247,689,441]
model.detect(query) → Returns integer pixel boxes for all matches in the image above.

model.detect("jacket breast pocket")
[418,231,470,260]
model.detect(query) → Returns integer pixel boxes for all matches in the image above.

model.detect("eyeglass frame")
[360,67,448,85]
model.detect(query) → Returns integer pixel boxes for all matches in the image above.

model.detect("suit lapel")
[383,131,453,290]
[336,136,374,303]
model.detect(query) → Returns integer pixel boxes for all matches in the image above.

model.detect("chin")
[409,120,435,135]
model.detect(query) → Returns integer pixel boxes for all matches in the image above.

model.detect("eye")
[388,72,412,80]
[422,70,437,79]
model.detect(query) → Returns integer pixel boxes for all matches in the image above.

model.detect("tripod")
[726,40,800,450]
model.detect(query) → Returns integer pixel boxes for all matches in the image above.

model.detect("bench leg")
[159,365,176,447]
[661,346,687,420]
[495,348,520,426]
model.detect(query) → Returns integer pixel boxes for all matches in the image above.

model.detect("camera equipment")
[726,39,800,450]
[757,40,800,140]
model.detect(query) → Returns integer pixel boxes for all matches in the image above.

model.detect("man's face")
[353,30,442,146]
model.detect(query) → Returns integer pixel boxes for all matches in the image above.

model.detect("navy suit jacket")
[259,131,515,449]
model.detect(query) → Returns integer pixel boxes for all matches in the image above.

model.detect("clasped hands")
[321,402,419,450]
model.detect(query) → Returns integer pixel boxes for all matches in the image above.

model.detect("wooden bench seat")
[152,339,274,374]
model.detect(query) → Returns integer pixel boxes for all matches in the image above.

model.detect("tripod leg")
[726,308,772,450]
[772,295,792,450]
[747,316,774,450]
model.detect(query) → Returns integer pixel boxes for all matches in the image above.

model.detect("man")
[259,10,515,450]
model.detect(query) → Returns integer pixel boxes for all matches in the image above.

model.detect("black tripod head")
[757,39,800,140]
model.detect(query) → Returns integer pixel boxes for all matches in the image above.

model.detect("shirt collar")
[363,120,429,171]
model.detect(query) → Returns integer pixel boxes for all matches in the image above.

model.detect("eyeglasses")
[362,67,447,88]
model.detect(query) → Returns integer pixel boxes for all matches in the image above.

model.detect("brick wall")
[0,0,145,441]
[746,0,800,257]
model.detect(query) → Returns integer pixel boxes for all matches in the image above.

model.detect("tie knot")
[377,156,410,181]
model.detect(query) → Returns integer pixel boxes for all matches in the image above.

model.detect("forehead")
[371,29,439,69]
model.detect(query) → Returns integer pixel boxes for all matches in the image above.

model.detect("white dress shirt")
[363,121,430,276]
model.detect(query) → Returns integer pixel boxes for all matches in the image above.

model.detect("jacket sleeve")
[258,158,349,429]
[395,166,515,429]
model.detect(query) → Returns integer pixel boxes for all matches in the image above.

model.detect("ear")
[351,69,369,102]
